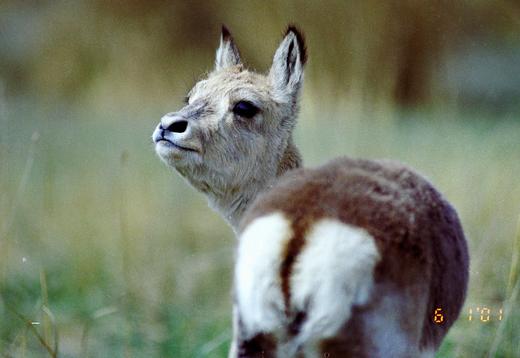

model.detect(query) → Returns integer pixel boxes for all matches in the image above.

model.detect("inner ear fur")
[269,25,307,93]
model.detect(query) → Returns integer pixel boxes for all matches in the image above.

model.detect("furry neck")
[209,137,302,233]
[277,136,302,176]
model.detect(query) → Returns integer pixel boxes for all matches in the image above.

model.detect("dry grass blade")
[80,306,119,357]
[487,214,520,357]
[41,306,59,357]
[487,278,519,357]
[6,305,57,358]
[507,214,520,298]
[40,270,51,345]
[197,329,230,357]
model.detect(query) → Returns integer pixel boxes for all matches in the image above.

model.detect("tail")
[234,212,380,356]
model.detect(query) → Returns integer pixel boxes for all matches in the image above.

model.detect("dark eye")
[233,101,259,118]
[183,96,190,104]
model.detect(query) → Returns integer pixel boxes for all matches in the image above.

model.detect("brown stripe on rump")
[279,217,314,322]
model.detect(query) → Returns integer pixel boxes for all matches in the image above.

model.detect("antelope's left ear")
[215,25,242,70]
[269,25,307,95]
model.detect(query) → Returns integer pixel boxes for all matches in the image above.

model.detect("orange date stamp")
[433,306,504,324]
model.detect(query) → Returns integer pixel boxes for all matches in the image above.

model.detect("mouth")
[156,138,198,153]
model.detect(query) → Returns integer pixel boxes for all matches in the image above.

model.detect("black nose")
[166,120,188,133]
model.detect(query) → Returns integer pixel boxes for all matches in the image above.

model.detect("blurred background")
[0,0,519,357]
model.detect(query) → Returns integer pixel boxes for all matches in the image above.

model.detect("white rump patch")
[235,215,381,356]
[289,219,380,352]
[235,212,291,339]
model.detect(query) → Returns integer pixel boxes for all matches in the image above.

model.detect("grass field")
[1,96,519,357]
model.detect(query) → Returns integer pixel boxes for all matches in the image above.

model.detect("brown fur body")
[238,157,469,357]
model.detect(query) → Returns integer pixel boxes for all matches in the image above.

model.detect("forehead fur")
[190,66,272,105]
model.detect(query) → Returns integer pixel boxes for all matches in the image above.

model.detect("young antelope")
[152,25,469,358]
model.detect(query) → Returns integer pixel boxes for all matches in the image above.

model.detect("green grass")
[1,98,519,357]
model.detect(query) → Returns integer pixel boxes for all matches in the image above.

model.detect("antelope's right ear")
[269,25,307,96]
[215,25,242,71]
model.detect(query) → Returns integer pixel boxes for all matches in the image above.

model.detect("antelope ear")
[269,25,307,95]
[215,25,242,70]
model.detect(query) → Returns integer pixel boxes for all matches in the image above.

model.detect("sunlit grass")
[1,97,519,357]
